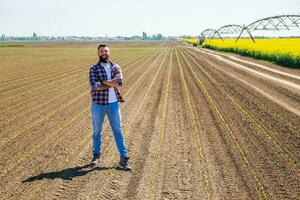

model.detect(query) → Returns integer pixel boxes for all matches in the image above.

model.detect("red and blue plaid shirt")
[89,61,125,105]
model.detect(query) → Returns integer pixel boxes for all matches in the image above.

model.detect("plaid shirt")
[89,61,125,105]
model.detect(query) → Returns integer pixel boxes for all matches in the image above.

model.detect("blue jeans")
[91,101,128,157]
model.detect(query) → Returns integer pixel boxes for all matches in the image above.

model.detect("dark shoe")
[117,156,132,171]
[91,153,100,166]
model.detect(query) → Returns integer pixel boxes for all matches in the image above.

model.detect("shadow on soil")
[22,164,115,182]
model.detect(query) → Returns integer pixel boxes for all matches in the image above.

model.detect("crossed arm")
[92,79,120,91]
[94,84,111,91]
[94,81,119,90]
[89,65,123,91]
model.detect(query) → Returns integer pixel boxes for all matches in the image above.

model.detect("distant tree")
[151,33,163,40]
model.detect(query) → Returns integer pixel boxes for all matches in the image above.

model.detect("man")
[89,44,131,171]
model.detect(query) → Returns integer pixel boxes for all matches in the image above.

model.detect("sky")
[0,0,300,37]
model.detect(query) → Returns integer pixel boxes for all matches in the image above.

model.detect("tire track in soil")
[184,48,300,168]
[182,47,299,199]
[188,48,300,133]
[200,48,300,82]
[178,47,270,199]
[198,50,300,92]
[197,49,300,106]
[178,47,265,199]
[186,49,300,164]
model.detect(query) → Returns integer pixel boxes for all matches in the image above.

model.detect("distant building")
[1,34,5,41]
[33,32,37,40]
[142,32,148,40]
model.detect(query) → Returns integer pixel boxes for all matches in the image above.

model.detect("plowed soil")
[0,41,299,200]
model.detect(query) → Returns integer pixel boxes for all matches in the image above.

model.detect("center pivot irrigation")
[200,15,300,43]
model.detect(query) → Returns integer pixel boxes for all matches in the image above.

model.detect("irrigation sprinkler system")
[200,15,300,43]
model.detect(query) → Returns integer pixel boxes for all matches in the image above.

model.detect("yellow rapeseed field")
[202,38,300,68]
[182,38,199,44]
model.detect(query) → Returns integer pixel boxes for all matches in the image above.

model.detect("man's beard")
[99,55,109,63]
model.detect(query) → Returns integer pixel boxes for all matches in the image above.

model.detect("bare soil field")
[0,41,299,200]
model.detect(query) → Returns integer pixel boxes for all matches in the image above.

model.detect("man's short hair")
[97,43,108,50]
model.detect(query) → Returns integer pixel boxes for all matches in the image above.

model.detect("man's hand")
[95,84,111,91]
[102,80,120,88]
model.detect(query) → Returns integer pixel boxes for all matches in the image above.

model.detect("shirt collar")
[97,60,114,67]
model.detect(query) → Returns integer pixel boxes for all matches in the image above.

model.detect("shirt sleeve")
[112,64,123,86]
[89,66,102,88]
